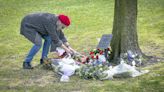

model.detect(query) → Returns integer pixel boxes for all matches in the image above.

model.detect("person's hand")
[70,49,77,54]
[65,48,73,55]
[61,44,73,55]
[67,47,77,55]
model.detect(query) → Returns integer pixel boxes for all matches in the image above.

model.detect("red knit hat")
[58,14,71,26]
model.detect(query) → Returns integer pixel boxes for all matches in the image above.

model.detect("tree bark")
[111,0,142,61]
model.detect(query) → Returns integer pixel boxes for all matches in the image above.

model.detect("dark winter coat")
[20,13,67,52]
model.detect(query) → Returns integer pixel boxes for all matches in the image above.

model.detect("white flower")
[132,60,136,67]
[99,68,103,71]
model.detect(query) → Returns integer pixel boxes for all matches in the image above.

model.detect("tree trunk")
[111,0,142,61]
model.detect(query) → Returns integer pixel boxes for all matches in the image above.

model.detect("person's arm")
[44,20,63,47]
[59,30,67,43]
[64,42,70,48]
[61,44,72,54]
[63,42,77,54]
[44,20,72,54]
[59,30,75,54]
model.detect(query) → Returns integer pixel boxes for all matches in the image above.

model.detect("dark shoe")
[23,62,33,69]
[40,59,44,64]
[40,58,49,64]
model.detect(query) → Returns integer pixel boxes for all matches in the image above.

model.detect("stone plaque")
[97,34,112,49]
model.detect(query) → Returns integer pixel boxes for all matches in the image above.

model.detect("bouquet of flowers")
[84,48,111,64]
[120,50,142,67]
[76,64,109,80]
[75,47,112,80]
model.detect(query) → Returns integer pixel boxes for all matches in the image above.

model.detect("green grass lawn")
[0,0,163,92]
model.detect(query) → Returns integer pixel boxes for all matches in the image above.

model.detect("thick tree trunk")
[111,0,142,61]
